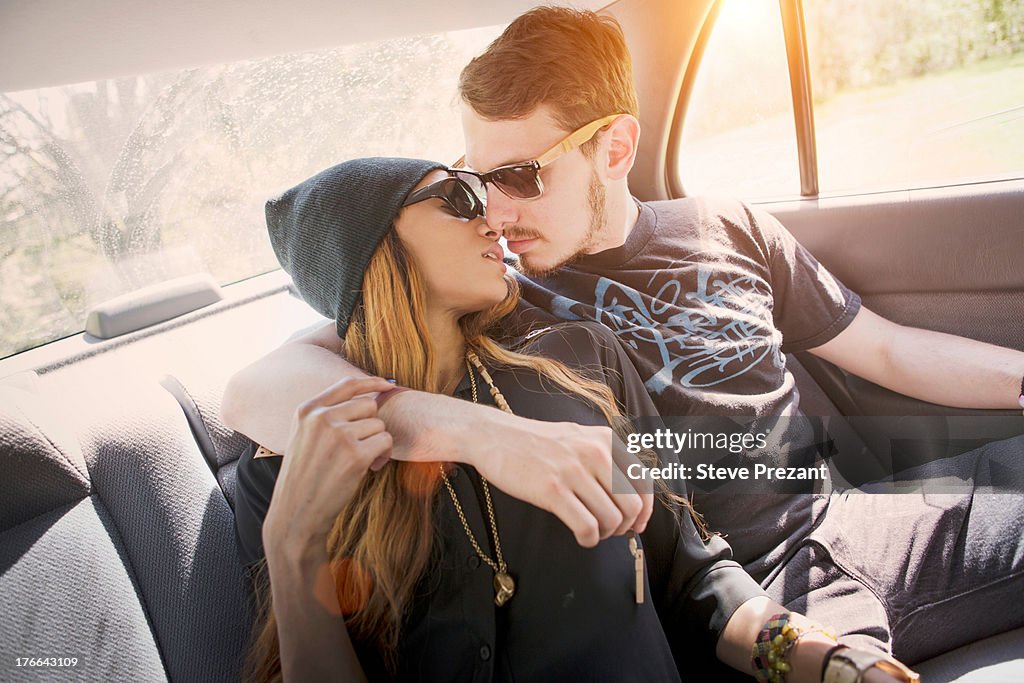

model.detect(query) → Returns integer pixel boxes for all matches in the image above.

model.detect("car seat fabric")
[788,354,841,417]
[0,384,167,681]
[913,626,1024,682]
[1,498,168,681]
[0,384,91,531]
[0,380,252,682]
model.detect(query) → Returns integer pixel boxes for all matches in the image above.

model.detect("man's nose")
[484,185,516,234]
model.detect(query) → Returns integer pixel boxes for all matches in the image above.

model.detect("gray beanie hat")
[266,157,445,338]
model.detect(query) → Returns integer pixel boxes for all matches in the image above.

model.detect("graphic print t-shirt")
[513,198,862,575]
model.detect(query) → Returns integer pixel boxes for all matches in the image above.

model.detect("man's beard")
[516,171,606,278]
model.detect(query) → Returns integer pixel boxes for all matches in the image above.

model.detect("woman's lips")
[485,243,504,260]
[505,238,537,254]
[482,243,506,271]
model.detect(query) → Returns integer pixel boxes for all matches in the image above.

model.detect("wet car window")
[0,25,502,358]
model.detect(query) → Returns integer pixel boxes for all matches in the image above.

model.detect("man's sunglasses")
[450,114,622,202]
[402,176,485,220]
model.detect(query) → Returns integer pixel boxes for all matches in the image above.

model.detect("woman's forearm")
[266,541,367,683]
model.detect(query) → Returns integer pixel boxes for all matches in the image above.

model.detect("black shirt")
[234,322,765,681]
[511,199,861,577]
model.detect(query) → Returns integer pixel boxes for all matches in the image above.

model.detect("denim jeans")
[762,433,1024,664]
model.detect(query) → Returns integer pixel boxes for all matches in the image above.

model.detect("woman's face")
[394,169,510,317]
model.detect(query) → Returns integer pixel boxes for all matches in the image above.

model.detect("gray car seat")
[0,375,251,682]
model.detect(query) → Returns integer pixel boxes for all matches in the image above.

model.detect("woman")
[234,158,916,683]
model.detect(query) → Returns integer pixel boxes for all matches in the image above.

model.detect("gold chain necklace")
[438,350,645,607]
[438,351,516,607]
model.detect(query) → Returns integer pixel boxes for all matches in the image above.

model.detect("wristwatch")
[823,648,920,683]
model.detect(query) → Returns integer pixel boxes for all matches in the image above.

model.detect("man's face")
[460,103,607,277]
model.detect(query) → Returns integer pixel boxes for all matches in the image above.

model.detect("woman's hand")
[263,376,395,558]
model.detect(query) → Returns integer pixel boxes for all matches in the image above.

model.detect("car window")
[677,0,800,200]
[805,1,1024,195]
[0,25,502,359]
[678,0,1024,200]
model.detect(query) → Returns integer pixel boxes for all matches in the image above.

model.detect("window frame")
[666,0,820,200]
[670,0,1024,202]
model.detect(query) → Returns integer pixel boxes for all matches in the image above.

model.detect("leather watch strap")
[823,648,920,683]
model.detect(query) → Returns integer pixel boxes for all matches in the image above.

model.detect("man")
[224,6,1024,668]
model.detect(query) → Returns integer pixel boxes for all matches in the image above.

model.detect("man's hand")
[382,391,654,548]
[473,421,654,547]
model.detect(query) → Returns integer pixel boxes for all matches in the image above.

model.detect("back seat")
[0,373,251,682]
[1,308,1022,681]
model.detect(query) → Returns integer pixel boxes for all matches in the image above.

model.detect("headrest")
[0,381,91,532]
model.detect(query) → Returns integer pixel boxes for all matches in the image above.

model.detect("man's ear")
[603,115,641,181]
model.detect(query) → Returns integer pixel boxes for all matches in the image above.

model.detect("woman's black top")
[234,322,765,681]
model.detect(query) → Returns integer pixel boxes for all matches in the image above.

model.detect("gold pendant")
[493,572,515,606]
[628,531,645,604]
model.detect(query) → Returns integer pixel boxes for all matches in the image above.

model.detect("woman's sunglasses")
[449,114,622,202]
[402,176,485,219]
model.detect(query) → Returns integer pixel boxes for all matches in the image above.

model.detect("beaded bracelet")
[751,613,838,683]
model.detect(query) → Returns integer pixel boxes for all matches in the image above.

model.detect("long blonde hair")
[246,230,697,680]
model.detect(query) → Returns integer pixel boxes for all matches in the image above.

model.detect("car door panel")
[765,181,1024,418]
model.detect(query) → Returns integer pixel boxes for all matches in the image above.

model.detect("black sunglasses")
[448,114,622,201]
[402,176,485,220]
